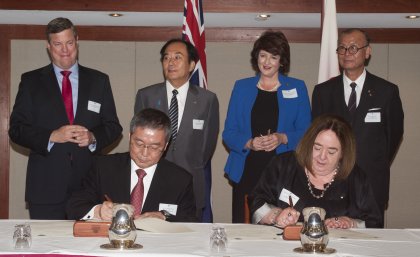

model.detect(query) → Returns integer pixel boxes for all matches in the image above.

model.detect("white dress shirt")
[130,160,157,207]
[82,160,157,220]
[166,80,189,129]
[343,69,366,107]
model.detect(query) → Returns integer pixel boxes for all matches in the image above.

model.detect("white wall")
[10,40,420,228]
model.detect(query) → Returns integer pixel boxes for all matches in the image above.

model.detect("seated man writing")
[67,108,196,222]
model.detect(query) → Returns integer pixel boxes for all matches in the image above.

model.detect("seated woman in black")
[249,115,382,228]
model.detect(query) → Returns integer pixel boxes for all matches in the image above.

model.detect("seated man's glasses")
[136,143,164,155]
[336,45,369,55]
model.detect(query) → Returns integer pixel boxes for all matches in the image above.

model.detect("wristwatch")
[160,210,174,220]
[91,134,97,145]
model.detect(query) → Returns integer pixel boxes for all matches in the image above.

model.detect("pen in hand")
[104,194,113,202]
[287,195,294,217]
[288,195,293,208]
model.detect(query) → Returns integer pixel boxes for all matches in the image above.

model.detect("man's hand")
[94,201,114,221]
[49,125,95,147]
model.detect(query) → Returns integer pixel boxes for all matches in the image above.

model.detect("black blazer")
[9,64,122,205]
[66,152,197,222]
[312,72,404,208]
[249,152,383,228]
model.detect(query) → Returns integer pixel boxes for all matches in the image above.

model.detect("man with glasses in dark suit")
[312,28,404,227]
[67,108,196,222]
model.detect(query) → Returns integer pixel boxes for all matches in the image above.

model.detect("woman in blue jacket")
[223,31,311,223]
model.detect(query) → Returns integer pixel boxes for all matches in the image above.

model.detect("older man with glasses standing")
[311,28,404,227]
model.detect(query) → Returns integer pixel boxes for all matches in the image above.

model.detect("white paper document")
[134,217,193,233]
[29,220,75,237]
[329,228,379,239]
[224,224,283,240]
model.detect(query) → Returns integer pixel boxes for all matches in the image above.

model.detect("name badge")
[282,89,298,98]
[193,119,204,130]
[88,100,101,113]
[279,188,299,206]
[159,203,178,215]
[365,112,381,123]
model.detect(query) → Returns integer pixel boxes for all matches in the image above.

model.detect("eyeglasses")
[336,45,369,55]
[135,143,164,155]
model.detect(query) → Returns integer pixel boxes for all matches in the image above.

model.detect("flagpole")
[318,0,340,83]
[182,0,213,223]
[321,0,325,32]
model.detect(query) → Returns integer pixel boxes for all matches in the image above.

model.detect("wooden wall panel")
[0,32,10,219]
[1,0,420,13]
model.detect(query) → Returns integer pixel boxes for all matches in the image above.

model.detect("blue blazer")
[223,74,311,183]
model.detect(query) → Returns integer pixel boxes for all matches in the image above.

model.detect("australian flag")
[182,0,213,222]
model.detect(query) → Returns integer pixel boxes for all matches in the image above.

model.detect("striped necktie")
[168,89,179,142]
[348,82,357,117]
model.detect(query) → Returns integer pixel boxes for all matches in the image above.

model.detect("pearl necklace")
[257,80,280,92]
[306,169,337,199]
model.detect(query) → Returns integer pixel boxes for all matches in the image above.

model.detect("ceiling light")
[255,14,271,21]
[109,13,123,17]
[405,15,419,19]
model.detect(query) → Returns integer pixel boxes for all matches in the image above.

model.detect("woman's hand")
[273,207,300,228]
[245,133,287,152]
[325,216,356,229]
[245,137,265,151]
[260,133,288,152]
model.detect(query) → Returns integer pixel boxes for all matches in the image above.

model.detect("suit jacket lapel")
[74,65,89,124]
[148,83,168,112]
[177,85,199,139]
[354,72,375,127]
[331,76,353,122]
[337,77,349,114]
[159,83,169,112]
[122,154,132,203]
[142,161,164,211]
[41,64,69,124]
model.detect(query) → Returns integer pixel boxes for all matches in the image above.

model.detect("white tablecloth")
[1,220,420,257]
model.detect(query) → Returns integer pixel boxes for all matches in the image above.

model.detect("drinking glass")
[210,226,227,252]
[13,223,31,249]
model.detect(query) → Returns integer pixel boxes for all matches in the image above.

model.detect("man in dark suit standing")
[66,108,196,222]
[9,17,122,219]
[134,39,219,221]
[312,28,404,227]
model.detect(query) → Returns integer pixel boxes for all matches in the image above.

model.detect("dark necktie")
[61,71,74,124]
[168,89,179,141]
[131,169,147,216]
[348,82,357,117]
